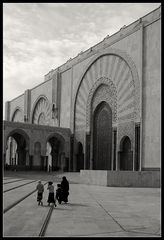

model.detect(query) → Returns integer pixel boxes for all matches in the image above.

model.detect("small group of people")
[36,176,69,207]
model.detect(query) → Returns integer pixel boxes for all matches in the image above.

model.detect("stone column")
[70,135,74,171]
[42,156,47,171]
[85,132,91,170]
[133,149,135,171]
[61,152,65,172]
[116,151,120,171]
[5,101,10,121]
[111,130,114,171]
[25,148,29,166]
[73,140,77,172]
[90,132,93,170]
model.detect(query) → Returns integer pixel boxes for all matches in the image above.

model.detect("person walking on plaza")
[61,176,69,203]
[56,184,62,204]
[47,181,57,207]
[36,180,44,206]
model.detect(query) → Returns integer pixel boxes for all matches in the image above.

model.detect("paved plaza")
[3,171,161,237]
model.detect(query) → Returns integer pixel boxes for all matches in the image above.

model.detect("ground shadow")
[66,203,89,207]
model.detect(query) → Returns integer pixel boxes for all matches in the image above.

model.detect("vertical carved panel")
[70,134,74,171]
[85,133,91,169]
[5,101,10,121]
[135,124,140,171]
[24,90,31,122]
[113,128,117,170]
[93,102,112,170]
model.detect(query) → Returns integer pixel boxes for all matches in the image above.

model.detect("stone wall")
[9,94,24,121]
[80,170,160,187]
[142,19,161,169]
[60,69,72,128]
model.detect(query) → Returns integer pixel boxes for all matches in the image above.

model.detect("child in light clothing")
[36,180,44,206]
[47,181,57,207]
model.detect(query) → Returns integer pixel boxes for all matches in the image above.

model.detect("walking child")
[47,181,57,207]
[36,180,44,206]
[56,184,62,204]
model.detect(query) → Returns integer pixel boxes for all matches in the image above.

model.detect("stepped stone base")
[80,170,160,188]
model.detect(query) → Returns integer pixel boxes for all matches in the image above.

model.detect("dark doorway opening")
[76,142,84,171]
[93,101,112,170]
[120,136,133,170]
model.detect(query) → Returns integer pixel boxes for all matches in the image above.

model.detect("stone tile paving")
[3,171,161,237]
[3,179,35,192]
[3,181,39,210]
[3,181,49,237]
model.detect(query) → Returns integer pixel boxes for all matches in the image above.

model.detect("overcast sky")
[3,2,160,118]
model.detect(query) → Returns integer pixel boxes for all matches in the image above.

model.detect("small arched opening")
[120,136,133,170]
[5,130,30,171]
[46,133,67,172]
[76,142,84,172]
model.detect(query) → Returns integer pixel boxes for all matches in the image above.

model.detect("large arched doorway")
[46,134,67,172]
[120,136,133,170]
[93,102,112,170]
[76,142,84,172]
[5,131,29,170]
[48,137,60,171]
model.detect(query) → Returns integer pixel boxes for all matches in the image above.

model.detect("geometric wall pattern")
[75,54,136,133]
[12,109,23,122]
[32,97,51,125]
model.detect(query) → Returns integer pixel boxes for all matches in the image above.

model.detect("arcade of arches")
[4,53,141,173]
[4,121,71,172]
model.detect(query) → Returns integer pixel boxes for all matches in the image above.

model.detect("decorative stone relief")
[86,77,117,132]
[117,121,135,151]
[32,97,51,125]
[73,50,141,140]
[12,108,24,122]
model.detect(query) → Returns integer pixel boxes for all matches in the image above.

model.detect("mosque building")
[3,6,161,187]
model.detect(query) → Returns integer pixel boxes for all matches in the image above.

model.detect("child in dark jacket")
[56,184,62,204]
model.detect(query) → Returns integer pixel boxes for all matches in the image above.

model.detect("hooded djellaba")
[60,176,69,203]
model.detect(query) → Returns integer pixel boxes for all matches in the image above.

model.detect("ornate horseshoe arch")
[74,48,140,135]
[11,107,24,122]
[86,77,117,132]
[31,95,51,125]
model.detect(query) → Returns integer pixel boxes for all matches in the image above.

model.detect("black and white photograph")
[3,2,161,237]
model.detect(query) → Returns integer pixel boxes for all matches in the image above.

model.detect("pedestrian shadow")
[41,205,51,208]
[54,207,72,211]
[41,203,89,208]
[66,203,89,207]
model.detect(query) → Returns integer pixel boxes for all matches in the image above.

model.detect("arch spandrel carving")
[117,121,135,151]
[86,77,117,132]
[73,48,141,135]
[11,108,24,122]
[31,96,51,125]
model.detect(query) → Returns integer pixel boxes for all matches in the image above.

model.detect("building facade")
[4,6,161,185]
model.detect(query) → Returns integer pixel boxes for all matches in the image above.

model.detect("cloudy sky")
[3,2,160,118]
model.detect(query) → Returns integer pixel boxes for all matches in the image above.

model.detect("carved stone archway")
[93,101,112,170]
[86,77,117,132]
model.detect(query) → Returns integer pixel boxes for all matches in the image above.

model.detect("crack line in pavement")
[83,186,127,232]
[3,180,37,193]
[84,186,160,236]
[127,227,160,235]
[127,229,161,236]
[3,182,48,214]
[3,179,26,185]
[54,230,127,237]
